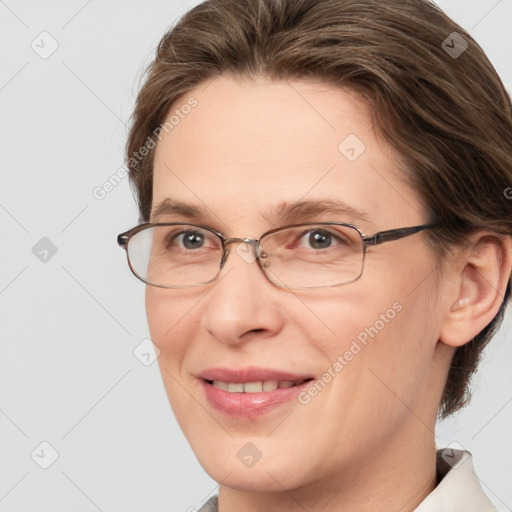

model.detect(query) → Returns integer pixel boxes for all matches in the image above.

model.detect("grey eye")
[180,231,205,249]
[308,230,332,249]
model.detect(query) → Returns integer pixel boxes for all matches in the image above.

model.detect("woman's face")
[147,76,452,492]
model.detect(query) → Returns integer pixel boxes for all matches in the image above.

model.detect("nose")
[200,241,285,346]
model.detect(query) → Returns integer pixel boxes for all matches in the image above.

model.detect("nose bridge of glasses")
[223,236,259,248]
[219,237,261,267]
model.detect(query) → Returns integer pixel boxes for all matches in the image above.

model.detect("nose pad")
[220,238,260,268]
[218,238,272,289]
[234,238,259,264]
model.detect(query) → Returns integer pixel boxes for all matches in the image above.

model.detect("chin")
[186,436,301,488]
[203,460,301,492]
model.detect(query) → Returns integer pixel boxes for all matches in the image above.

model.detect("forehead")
[151,75,425,230]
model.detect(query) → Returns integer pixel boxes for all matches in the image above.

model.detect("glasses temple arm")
[362,224,436,246]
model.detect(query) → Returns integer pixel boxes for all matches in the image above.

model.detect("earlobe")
[440,233,512,348]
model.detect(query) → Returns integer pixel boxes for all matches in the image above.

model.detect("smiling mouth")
[204,378,314,393]
[201,376,315,417]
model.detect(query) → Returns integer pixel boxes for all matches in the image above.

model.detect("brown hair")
[125,0,512,419]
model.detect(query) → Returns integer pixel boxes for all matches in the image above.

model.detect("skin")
[146,75,511,511]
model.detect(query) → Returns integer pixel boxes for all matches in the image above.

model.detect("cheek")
[146,287,206,427]
[304,275,440,419]
[294,288,405,360]
[146,288,171,347]
[345,287,439,417]
[145,287,200,368]
[349,246,441,383]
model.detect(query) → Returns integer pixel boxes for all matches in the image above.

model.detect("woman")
[118,0,512,510]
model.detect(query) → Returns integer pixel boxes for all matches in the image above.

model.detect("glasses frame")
[117,221,438,290]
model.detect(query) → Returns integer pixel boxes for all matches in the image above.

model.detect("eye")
[177,230,206,250]
[305,230,332,249]
[296,228,347,250]
[162,227,219,252]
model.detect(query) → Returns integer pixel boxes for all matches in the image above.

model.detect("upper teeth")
[212,380,306,393]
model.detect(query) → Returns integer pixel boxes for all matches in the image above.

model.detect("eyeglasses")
[117,221,437,290]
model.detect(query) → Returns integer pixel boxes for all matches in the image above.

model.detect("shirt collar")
[414,449,497,511]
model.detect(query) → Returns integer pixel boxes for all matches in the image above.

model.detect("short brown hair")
[125,0,512,419]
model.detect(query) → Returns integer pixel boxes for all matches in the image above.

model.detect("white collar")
[414,449,497,511]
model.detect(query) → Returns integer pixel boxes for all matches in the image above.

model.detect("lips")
[198,366,315,418]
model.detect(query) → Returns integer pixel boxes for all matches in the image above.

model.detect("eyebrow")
[150,197,372,228]
[151,198,207,221]
[269,199,372,227]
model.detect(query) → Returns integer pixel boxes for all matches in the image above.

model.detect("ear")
[439,232,512,347]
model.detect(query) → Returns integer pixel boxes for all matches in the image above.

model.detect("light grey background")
[0,1,511,511]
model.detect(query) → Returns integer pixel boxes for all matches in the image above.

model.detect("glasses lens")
[260,224,364,288]
[127,225,222,287]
